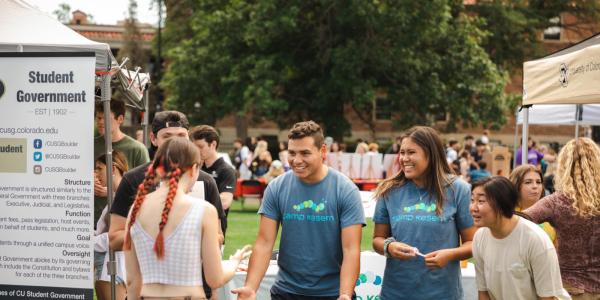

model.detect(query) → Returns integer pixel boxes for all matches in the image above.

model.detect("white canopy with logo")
[523,33,600,106]
[520,33,600,163]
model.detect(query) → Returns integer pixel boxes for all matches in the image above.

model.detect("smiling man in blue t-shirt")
[232,121,365,300]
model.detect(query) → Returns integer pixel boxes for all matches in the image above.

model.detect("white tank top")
[130,198,205,286]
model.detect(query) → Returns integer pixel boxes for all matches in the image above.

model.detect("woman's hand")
[388,242,417,260]
[230,245,252,262]
[94,175,108,197]
[424,249,454,269]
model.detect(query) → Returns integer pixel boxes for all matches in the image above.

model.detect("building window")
[374,96,392,120]
[543,17,561,40]
[434,112,449,122]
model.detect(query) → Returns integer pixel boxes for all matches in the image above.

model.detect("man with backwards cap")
[108,111,226,299]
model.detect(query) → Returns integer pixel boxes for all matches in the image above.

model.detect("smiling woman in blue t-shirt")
[372,126,477,300]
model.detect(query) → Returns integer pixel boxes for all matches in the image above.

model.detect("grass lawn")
[223,199,375,258]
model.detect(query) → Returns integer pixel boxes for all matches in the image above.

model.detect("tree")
[117,0,148,68]
[467,1,600,73]
[53,3,70,24]
[115,0,149,115]
[162,1,509,139]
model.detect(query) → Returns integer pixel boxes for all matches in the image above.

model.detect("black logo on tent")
[559,63,568,87]
[0,79,4,100]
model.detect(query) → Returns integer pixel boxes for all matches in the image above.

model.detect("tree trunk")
[235,114,248,140]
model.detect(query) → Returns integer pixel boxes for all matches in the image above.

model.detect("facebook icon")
[33,139,42,149]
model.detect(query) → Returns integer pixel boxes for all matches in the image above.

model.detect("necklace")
[418,189,428,202]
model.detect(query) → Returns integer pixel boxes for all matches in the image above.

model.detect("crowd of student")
[231,138,288,183]
[93,102,598,300]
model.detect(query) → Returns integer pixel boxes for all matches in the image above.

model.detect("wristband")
[383,237,396,258]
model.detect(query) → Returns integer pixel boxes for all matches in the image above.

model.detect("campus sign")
[0,53,95,299]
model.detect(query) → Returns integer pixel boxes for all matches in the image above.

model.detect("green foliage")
[161,1,509,136]
[467,0,600,72]
[53,3,70,24]
[117,0,148,67]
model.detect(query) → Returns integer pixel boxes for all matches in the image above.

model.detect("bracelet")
[383,237,396,258]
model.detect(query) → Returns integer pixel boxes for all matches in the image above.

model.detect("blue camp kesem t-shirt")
[259,168,366,297]
[373,178,473,300]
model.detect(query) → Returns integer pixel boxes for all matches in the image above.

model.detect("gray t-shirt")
[373,178,473,300]
[259,168,365,297]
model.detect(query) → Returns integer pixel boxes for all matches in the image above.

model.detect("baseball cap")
[151,111,189,134]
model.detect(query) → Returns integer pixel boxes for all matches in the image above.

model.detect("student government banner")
[0,53,95,300]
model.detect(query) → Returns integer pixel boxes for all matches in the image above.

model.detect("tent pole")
[521,106,530,165]
[101,69,117,300]
[513,108,519,168]
[142,86,150,147]
[575,104,582,138]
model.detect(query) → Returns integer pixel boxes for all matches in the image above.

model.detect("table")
[234,178,267,199]
[353,179,382,191]
[217,252,477,300]
[359,191,376,218]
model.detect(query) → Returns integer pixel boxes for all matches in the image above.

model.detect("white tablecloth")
[359,191,376,218]
[218,251,477,300]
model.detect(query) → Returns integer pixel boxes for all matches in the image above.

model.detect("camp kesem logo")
[356,271,382,287]
[559,63,568,87]
[0,79,5,100]
[293,199,326,212]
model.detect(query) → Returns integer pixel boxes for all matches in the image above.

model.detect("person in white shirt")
[446,139,460,164]
[470,176,570,300]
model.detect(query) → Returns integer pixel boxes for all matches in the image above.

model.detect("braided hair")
[123,165,156,250]
[124,137,201,258]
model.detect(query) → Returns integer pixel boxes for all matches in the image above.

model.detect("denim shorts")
[94,251,125,284]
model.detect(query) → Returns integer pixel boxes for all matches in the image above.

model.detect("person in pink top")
[524,137,600,300]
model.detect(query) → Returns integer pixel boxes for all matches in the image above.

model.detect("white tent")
[523,33,600,106]
[516,104,600,125]
[0,0,152,140]
[521,32,600,164]
[0,0,115,71]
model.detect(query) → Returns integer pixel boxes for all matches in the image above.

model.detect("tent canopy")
[523,33,600,105]
[516,104,600,125]
[0,0,150,107]
[0,0,115,71]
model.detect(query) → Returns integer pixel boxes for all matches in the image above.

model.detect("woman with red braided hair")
[124,137,251,300]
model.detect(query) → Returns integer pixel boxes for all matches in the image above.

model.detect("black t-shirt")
[202,157,236,194]
[202,157,236,216]
[110,162,227,233]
